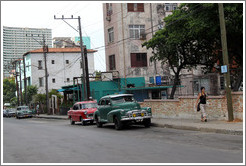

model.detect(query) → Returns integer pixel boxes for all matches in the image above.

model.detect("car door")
[72,104,79,121]
[101,98,112,120]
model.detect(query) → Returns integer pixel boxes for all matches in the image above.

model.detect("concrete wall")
[140,92,243,120]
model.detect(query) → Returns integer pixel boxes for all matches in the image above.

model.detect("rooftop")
[24,47,97,56]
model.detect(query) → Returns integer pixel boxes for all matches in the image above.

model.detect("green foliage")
[95,70,102,81]
[48,89,63,99]
[3,77,16,104]
[23,85,38,104]
[143,3,243,97]
[33,93,46,104]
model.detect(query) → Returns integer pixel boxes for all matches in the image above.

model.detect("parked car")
[3,109,16,118]
[93,94,152,130]
[68,101,98,125]
[16,106,33,119]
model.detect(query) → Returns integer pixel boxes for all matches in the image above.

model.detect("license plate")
[141,113,145,117]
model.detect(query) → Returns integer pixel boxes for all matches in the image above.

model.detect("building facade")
[16,47,96,94]
[3,26,52,78]
[103,3,224,98]
[103,3,177,85]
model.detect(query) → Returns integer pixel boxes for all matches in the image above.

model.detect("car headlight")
[84,111,88,115]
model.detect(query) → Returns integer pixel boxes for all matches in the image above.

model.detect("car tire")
[90,120,94,125]
[114,116,123,130]
[95,116,103,128]
[70,117,75,125]
[143,118,151,128]
[82,119,87,126]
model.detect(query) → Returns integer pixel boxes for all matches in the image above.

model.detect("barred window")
[129,25,145,39]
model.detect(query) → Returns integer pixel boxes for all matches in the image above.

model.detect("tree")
[143,3,243,98]
[95,70,102,81]
[3,78,16,105]
[143,5,215,99]
[23,85,38,105]
[49,89,63,99]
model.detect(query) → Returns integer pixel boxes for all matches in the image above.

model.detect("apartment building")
[103,3,177,84]
[103,3,224,98]
[3,26,52,78]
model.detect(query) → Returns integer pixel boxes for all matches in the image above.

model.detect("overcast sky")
[1,1,106,71]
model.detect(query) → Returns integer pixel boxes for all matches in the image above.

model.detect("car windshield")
[80,103,98,109]
[17,106,29,111]
[111,96,135,104]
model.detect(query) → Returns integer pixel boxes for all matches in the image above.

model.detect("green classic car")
[93,94,152,130]
[16,106,33,119]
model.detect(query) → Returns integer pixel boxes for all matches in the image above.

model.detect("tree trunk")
[169,69,181,99]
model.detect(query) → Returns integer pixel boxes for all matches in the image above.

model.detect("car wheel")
[90,120,94,125]
[70,117,75,125]
[95,116,102,128]
[143,118,151,128]
[114,116,123,130]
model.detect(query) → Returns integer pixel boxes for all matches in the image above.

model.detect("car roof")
[101,94,133,99]
[75,101,97,105]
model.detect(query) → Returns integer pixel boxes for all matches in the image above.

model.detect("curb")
[151,123,243,135]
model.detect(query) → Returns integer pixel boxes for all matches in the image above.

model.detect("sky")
[1,1,106,71]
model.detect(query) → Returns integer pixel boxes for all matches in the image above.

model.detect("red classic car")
[68,101,98,125]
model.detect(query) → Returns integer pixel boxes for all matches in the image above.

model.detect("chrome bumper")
[121,116,152,121]
[83,118,94,121]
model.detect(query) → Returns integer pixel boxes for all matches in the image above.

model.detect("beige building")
[103,3,224,98]
[103,3,178,84]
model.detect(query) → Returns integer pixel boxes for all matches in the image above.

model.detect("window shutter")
[127,3,134,12]
[137,3,144,12]
[131,53,137,67]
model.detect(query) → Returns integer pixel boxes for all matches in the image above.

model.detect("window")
[66,60,69,64]
[131,53,147,67]
[127,3,144,12]
[129,25,145,39]
[38,60,43,69]
[99,99,105,105]
[51,60,55,64]
[52,78,56,83]
[165,3,177,11]
[73,104,79,110]
[39,77,43,87]
[109,55,116,70]
[106,3,113,16]
[108,27,114,43]
[67,78,70,82]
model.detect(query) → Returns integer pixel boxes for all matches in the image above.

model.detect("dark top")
[200,93,207,104]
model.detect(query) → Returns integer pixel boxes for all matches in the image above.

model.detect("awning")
[57,86,80,92]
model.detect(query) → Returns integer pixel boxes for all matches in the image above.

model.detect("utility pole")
[54,15,88,101]
[84,47,90,98]
[19,60,23,105]
[218,3,234,121]
[14,61,20,106]
[43,35,50,114]
[23,55,27,105]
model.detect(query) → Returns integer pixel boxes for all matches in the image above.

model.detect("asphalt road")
[2,118,243,163]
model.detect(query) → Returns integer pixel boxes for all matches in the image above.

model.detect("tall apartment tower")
[103,3,177,85]
[3,26,52,78]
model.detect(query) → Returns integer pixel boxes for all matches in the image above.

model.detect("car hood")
[84,108,97,114]
[113,102,141,110]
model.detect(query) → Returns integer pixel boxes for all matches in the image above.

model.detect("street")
[3,118,243,163]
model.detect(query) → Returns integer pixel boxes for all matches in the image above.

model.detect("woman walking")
[196,87,208,122]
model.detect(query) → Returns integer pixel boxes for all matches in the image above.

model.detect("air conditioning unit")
[106,16,111,21]
[140,33,146,40]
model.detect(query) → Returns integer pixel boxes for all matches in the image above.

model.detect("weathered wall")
[140,92,243,120]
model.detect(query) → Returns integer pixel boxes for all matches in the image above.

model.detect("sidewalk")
[34,114,243,135]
